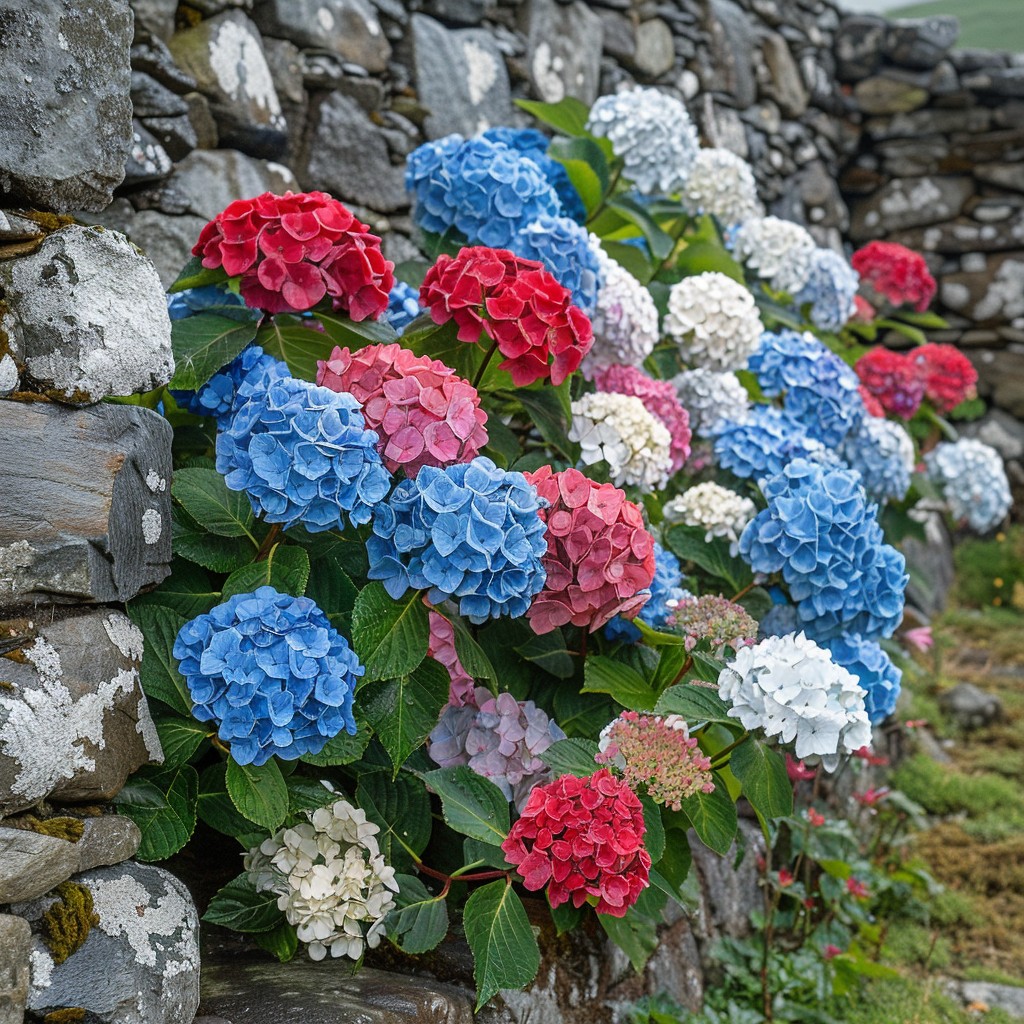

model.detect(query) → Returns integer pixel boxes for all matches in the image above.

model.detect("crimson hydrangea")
[501,768,651,917]
[911,343,978,413]
[524,466,656,635]
[316,343,488,477]
[851,241,936,312]
[855,348,925,420]
[419,246,593,387]
[192,190,394,318]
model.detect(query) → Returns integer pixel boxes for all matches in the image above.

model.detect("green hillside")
[892,0,1024,52]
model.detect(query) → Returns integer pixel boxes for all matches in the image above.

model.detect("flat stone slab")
[0,914,31,1024]
[0,828,81,904]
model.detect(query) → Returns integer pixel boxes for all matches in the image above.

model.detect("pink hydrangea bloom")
[592,364,692,473]
[666,595,758,653]
[427,610,476,707]
[317,343,488,477]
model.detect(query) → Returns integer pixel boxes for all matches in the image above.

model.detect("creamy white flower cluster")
[570,392,673,490]
[246,797,399,961]
[731,216,817,295]
[662,481,757,547]
[718,632,872,772]
[683,148,764,226]
[586,87,700,196]
[672,368,751,436]
[924,438,1012,534]
[664,272,764,372]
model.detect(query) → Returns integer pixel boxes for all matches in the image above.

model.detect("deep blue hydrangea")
[840,416,914,504]
[381,281,423,335]
[712,405,840,483]
[217,376,392,533]
[605,542,690,643]
[171,345,288,423]
[367,456,548,623]
[166,284,251,321]
[739,458,906,641]
[172,586,362,766]
[405,135,562,249]
[758,602,800,639]
[508,215,602,314]
[825,634,901,724]
[795,249,860,332]
[482,127,586,223]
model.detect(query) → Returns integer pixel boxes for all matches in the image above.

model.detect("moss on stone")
[43,1009,86,1024]
[20,814,85,843]
[42,882,99,965]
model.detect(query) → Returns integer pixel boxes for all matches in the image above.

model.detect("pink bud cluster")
[666,595,758,653]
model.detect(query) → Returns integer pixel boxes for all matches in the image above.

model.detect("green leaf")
[351,582,429,683]
[542,737,600,777]
[168,255,229,294]
[131,559,219,619]
[114,764,197,862]
[549,901,584,935]
[172,468,257,540]
[255,317,335,383]
[600,241,655,285]
[170,313,259,391]
[221,545,311,599]
[299,718,371,767]
[664,525,753,593]
[304,553,359,632]
[357,769,432,871]
[387,874,449,954]
[549,137,609,214]
[197,762,259,839]
[552,688,616,740]
[729,738,793,820]
[423,765,510,846]
[363,659,449,776]
[608,196,675,261]
[225,758,289,832]
[128,604,190,716]
[514,627,575,680]
[172,509,256,573]
[582,655,657,711]
[463,837,513,871]
[515,96,592,136]
[642,797,666,864]
[674,240,745,283]
[513,386,577,463]
[655,829,693,900]
[153,714,209,769]
[680,774,738,855]
[448,613,496,682]
[464,879,541,1010]
[655,683,735,727]
[285,776,336,815]
[255,922,299,962]
[313,310,399,347]
[203,874,283,933]
[599,909,659,972]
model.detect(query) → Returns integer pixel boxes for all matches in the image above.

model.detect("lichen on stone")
[15,813,85,842]
[43,1008,86,1024]
[42,882,99,965]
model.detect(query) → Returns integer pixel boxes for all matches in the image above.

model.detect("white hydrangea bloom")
[924,438,1012,534]
[718,632,872,771]
[683,148,764,226]
[586,87,700,195]
[662,481,757,547]
[246,798,399,961]
[672,368,751,436]
[731,216,817,295]
[569,391,673,490]
[664,273,764,372]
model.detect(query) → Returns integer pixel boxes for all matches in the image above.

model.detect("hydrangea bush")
[122,89,1007,1009]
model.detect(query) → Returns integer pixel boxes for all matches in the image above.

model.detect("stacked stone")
[0,3,198,1023]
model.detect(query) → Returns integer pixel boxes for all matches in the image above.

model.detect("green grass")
[843,977,1018,1024]
[892,0,1024,52]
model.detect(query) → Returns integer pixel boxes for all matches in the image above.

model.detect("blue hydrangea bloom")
[217,376,392,533]
[381,281,423,335]
[605,543,690,642]
[367,456,548,623]
[405,135,562,249]
[825,634,901,724]
[924,438,1013,534]
[482,127,586,223]
[795,249,860,332]
[840,416,914,504]
[172,586,362,766]
[739,458,906,641]
[167,284,251,321]
[171,345,288,423]
[508,215,602,314]
[758,602,800,639]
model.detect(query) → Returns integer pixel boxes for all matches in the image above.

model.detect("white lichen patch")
[103,612,145,663]
[976,259,1024,321]
[0,353,18,394]
[0,539,34,593]
[209,19,286,131]
[29,946,54,995]
[145,470,167,493]
[136,695,165,764]
[142,508,163,545]
[463,39,498,105]
[531,41,566,103]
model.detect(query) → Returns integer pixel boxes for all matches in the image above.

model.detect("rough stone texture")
[523,0,603,105]
[123,211,210,288]
[77,815,144,872]
[939,682,1004,731]
[0,914,31,1024]
[688,822,764,944]
[0,828,81,903]
[631,19,675,79]
[849,175,974,240]
[0,608,163,814]
[901,509,956,617]
[947,980,1024,1019]
[0,225,174,405]
[0,0,133,212]
[884,17,959,70]
[18,862,199,1024]
[0,402,173,608]
[131,0,179,41]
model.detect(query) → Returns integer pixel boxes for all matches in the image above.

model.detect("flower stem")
[416,861,509,886]
[709,731,750,769]
[668,656,694,688]
[255,523,282,562]
[473,340,499,389]
[730,581,756,603]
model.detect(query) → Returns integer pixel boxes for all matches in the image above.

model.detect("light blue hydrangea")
[509,215,602,314]
[840,416,915,504]
[825,634,901,724]
[758,602,800,639]
[167,284,251,321]
[217,376,392,533]
[171,345,288,424]
[605,543,690,643]
[796,248,860,332]
[381,281,423,335]
[172,586,362,766]
[367,456,548,623]
[924,438,1012,534]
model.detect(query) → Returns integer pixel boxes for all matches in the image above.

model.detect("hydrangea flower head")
[730,216,817,294]
[718,632,872,771]
[586,87,699,195]
[839,416,915,504]
[665,595,759,652]
[925,438,1012,533]
[427,610,476,707]
[171,344,287,424]
[246,797,398,960]
[217,376,391,532]
[501,768,651,917]
[585,245,660,370]
[367,457,548,623]
[662,482,757,547]
[796,248,859,332]
[664,272,764,372]
[858,385,886,418]
[525,466,656,635]
[381,281,423,334]
[911,343,978,413]
[824,634,901,724]
[173,587,362,766]
[570,391,674,490]
[683,148,763,226]
[429,686,566,810]
[316,343,488,477]
[192,190,393,318]
[605,542,689,642]
[852,241,936,312]
[509,215,602,314]
[597,712,714,810]
[855,348,925,420]
[419,246,593,386]
[672,368,751,436]
[167,283,250,321]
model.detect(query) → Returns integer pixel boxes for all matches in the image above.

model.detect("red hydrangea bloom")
[852,295,876,323]
[851,241,936,313]
[427,609,476,707]
[855,348,925,419]
[419,246,593,387]
[911,343,978,413]
[501,768,651,917]
[524,466,656,635]
[317,343,488,477]
[858,384,886,418]
[591,364,692,473]
[192,190,393,319]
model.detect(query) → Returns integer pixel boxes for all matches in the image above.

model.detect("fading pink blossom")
[427,610,476,706]
[903,626,934,653]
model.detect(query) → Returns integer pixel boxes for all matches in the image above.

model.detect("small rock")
[849,176,973,240]
[884,16,959,69]
[760,31,809,117]
[132,71,191,118]
[122,210,210,288]
[950,980,1024,1019]
[0,225,173,405]
[0,914,31,1024]
[631,18,676,78]
[0,828,81,903]
[130,0,179,40]
[0,212,45,243]
[125,121,176,186]
[523,0,603,104]
[901,508,955,617]
[184,93,221,150]
[835,15,887,79]
[131,36,199,94]
[853,72,930,115]
[939,683,1004,731]
[143,114,200,162]
[77,815,143,872]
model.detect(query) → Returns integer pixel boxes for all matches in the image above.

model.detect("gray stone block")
[0,402,173,608]
[0,828,81,903]
[523,0,604,104]
[0,914,31,1024]
[77,815,143,872]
